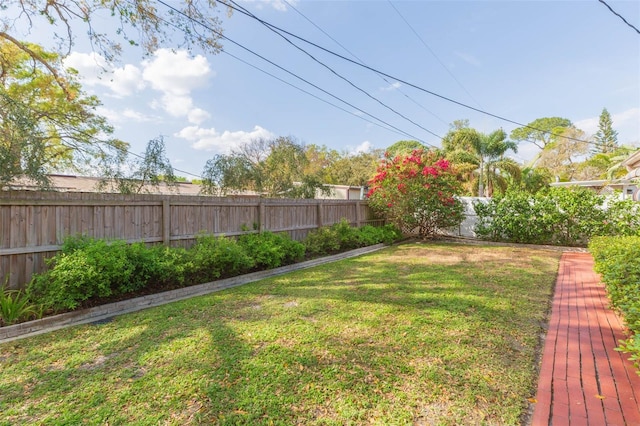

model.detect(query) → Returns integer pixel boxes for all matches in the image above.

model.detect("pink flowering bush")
[367,149,464,238]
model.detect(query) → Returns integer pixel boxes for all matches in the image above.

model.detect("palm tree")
[444,127,519,197]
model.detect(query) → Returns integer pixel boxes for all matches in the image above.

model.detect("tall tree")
[201,136,330,198]
[592,108,619,154]
[100,137,177,194]
[510,117,572,150]
[0,40,127,189]
[536,127,589,181]
[1,0,226,94]
[443,123,519,197]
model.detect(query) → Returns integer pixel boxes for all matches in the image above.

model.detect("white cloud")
[63,52,145,97]
[175,125,275,153]
[381,82,401,91]
[574,117,599,136]
[142,49,211,95]
[350,141,373,155]
[454,51,481,67]
[140,49,214,122]
[188,108,211,125]
[613,107,640,126]
[243,0,299,11]
[95,106,156,124]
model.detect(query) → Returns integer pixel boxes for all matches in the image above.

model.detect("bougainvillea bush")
[367,149,464,238]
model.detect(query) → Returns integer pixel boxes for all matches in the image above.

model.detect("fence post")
[316,201,323,229]
[162,199,171,246]
[258,200,265,232]
[355,201,362,228]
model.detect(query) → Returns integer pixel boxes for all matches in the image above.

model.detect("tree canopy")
[0,40,127,189]
[201,136,331,198]
[510,117,572,150]
[442,122,519,197]
[592,108,619,154]
[1,0,226,93]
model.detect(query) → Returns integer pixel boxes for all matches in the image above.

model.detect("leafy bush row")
[474,187,640,246]
[20,221,400,316]
[589,236,640,372]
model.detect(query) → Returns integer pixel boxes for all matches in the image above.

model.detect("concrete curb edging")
[0,244,386,344]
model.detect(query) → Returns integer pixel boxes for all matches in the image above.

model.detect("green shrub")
[332,219,361,250]
[475,188,640,246]
[238,231,305,269]
[187,234,254,283]
[357,224,401,246]
[28,238,134,311]
[303,226,341,257]
[589,236,640,372]
[474,191,555,244]
[304,221,401,257]
[125,243,187,293]
[0,285,38,326]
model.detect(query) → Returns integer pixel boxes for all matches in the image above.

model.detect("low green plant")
[125,243,187,292]
[0,284,38,326]
[187,234,254,283]
[589,236,640,371]
[303,226,340,256]
[475,187,640,246]
[238,231,305,269]
[28,238,134,311]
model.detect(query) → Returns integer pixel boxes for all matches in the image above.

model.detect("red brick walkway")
[532,252,640,426]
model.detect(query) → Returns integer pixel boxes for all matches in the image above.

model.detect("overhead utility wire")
[156,0,430,145]
[387,0,484,110]
[223,50,414,139]
[222,1,596,146]
[227,0,442,143]
[283,0,448,127]
[145,6,416,140]
[598,0,640,35]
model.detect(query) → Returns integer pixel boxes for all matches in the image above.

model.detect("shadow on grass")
[0,243,561,425]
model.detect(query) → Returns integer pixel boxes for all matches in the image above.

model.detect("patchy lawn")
[0,242,561,425]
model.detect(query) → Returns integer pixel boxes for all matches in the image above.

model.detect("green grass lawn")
[0,242,561,425]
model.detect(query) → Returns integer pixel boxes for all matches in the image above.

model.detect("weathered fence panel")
[0,191,381,289]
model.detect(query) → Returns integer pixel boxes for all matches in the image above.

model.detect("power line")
[155,0,432,145]
[226,0,443,142]
[222,50,416,139]
[598,0,640,35]
[221,0,596,146]
[387,0,483,109]
[283,0,449,127]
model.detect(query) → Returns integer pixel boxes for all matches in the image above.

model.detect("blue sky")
[20,0,640,179]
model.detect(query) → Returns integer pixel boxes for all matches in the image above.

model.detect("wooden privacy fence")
[0,191,382,289]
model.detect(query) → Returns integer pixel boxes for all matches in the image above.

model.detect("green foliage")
[589,236,640,370]
[442,124,519,197]
[509,117,572,149]
[367,149,464,238]
[238,231,305,269]
[187,234,254,283]
[0,40,128,189]
[474,187,640,246]
[0,284,38,326]
[593,108,619,154]
[100,137,177,194]
[22,223,397,315]
[303,220,401,256]
[124,243,187,292]
[28,239,134,311]
[303,227,341,257]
